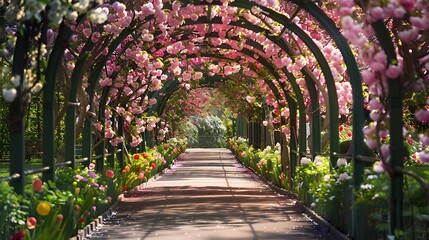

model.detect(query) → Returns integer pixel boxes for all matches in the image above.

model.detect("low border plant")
[0,138,188,240]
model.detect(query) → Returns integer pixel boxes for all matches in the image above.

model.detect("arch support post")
[9,22,30,194]
[236,115,248,138]
[82,115,92,167]
[117,117,125,169]
[304,73,321,158]
[42,23,73,184]
[371,20,404,238]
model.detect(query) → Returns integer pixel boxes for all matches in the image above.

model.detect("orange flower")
[124,165,130,172]
[36,201,51,216]
[57,214,64,223]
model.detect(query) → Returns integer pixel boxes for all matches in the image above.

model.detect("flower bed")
[227,137,429,238]
[0,138,187,240]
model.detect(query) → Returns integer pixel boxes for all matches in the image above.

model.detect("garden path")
[88,148,332,240]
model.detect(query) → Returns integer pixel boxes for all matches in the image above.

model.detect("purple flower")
[76,175,88,182]
[88,171,97,179]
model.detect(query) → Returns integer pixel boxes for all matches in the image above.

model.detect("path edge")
[69,155,183,240]
[231,152,351,240]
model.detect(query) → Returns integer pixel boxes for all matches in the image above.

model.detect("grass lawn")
[0,159,43,177]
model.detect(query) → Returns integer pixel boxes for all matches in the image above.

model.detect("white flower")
[300,157,311,165]
[336,158,348,167]
[10,75,21,87]
[2,88,17,102]
[24,0,46,20]
[329,196,335,201]
[323,174,330,181]
[360,184,374,190]
[31,83,43,93]
[72,0,90,13]
[310,202,316,208]
[67,11,78,21]
[314,155,324,166]
[367,174,378,180]
[89,7,109,24]
[338,172,352,181]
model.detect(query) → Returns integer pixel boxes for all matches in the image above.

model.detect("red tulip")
[26,217,37,229]
[32,178,44,192]
[106,170,114,178]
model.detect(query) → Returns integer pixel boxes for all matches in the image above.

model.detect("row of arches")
[2,0,426,239]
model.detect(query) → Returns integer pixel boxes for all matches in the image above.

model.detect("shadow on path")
[88,148,333,240]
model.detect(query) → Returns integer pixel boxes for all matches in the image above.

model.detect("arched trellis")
[158,26,338,166]
[3,1,374,239]
[153,39,321,188]
[185,15,341,163]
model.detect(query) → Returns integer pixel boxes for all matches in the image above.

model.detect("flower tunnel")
[1,0,428,239]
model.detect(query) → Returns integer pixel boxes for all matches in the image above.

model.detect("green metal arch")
[181,14,338,165]
[162,31,310,161]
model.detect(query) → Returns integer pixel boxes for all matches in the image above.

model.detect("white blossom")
[72,0,91,13]
[314,155,324,166]
[300,157,311,165]
[31,83,43,93]
[10,75,21,87]
[336,158,348,167]
[367,174,378,180]
[338,172,352,182]
[89,7,109,24]
[24,0,46,20]
[360,184,374,190]
[48,0,68,26]
[323,174,330,181]
[2,88,17,102]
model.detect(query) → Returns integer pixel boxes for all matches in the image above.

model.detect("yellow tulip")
[36,201,51,216]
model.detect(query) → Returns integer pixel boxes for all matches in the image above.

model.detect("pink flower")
[398,27,419,43]
[400,0,416,12]
[365,138,378,150]
[368,98,384,110]
[380,144,390,159]
[415,109,429,122]
[418,151,429,163]
[46,29,54,46]
[245,96,256,103]
[369,110,382,121]
[373,161,385,173]
[419,134,429,146]
[385,64,402,78]
[32,178,44,192]
[106,170,115,178]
